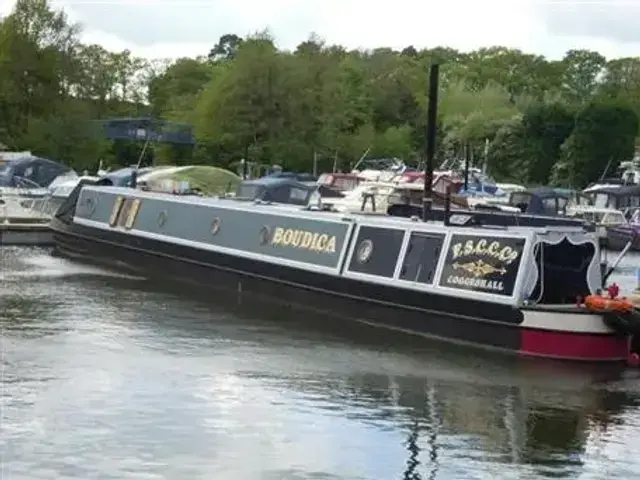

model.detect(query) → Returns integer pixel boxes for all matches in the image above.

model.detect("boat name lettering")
[451,238,520,265]
[271,227,337,253]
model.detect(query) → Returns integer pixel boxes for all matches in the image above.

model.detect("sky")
[1,0,640,60]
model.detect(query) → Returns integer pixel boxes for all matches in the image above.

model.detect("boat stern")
[519,307,631,362]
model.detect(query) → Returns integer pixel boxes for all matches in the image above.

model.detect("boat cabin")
[234,177,333,206]
[588,185,640,213]
[571,208,627,227]
[508,188,570,216]
[317,173,364,192]
[0,155,73,188]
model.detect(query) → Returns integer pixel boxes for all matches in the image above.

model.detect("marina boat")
[606,207,640,251]
[28,173,100,216]
[352,157,413,182]
[0,155,73,212]
[0,154,74,190]
[388,186,588,228]
[584,158,639,193]
[567,207,628,244]
[587,185,640,213]
[316,172,364,193]
[50,176,640,363]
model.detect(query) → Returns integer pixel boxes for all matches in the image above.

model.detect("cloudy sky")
[1,0,640,60]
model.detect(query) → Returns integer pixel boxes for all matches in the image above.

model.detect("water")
[1,247,639,480]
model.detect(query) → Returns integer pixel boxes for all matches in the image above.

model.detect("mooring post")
[422,63,440,222]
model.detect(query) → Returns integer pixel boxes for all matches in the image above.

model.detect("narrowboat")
[49,179,639,363]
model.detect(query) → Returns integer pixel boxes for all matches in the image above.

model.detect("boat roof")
[0,155,65,167]
[519,187,571,199]
[264,171,317,182]
[87,185,593,238]
[242,177,316,189]
[587,185,640,197]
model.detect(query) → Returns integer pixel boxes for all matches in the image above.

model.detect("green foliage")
[560,103,638,187]
[1,0,640,187]
[521,103,575,185]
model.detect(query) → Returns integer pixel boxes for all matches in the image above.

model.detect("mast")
[422,64,440,222]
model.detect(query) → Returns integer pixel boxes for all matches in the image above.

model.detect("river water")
[1,247,639,480]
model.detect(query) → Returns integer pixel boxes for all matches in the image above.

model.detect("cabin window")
[289,187,309,202]
[556,197,568,213]
[348,226,405,278]
[317,174,331,185]
[602,212,625,225]
[541,197,557,215]
[398,233,445,285]
[510,192,530,212]
[333,177,359,191]
[236,185,258,199]
[593,194,609,208]
[528,239,595,304]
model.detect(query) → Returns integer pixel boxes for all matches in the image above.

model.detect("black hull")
[51,217,528,354]
[606,228,640,251]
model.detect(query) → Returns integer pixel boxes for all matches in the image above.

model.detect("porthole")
[211,217,221,235]
[259,225,271,245]
[79,196,97,216]
[356,239,374,264]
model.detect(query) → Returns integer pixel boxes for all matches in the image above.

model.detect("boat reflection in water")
[112,277,637,479]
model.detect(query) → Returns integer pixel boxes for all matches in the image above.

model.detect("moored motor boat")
[606,208,640,251]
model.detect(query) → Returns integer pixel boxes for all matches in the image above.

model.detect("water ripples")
[0,247,639,479]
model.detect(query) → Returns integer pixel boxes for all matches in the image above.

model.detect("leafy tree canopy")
[1,0,638,187]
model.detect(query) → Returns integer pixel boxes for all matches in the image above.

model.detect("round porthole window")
[259,225,271,245]
[211,217,221,235]
[356,239,374,263]
[158,210,168,227]
[80,196,97,216]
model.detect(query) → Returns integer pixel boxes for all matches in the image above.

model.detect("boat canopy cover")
[508,187,571,216]
[235,177,320,205]
[0,155,74,187]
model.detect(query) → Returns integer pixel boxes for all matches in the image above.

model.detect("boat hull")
[50,217,630,363]
[606,227,640,251]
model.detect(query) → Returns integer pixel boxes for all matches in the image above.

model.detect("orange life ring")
[585,295,635,314]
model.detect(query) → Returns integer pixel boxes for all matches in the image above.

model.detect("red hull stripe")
[519,329,630,361]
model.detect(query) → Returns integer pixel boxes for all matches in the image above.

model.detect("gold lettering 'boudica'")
[271,227,337,253]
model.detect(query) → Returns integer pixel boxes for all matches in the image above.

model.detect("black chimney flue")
[422,63,440,222]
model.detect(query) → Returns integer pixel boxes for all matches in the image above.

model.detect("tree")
[561,102,638,187]
[561,49,606,103]
[2,0,640,185]
[208,33,243,61]
[521,103,575,185]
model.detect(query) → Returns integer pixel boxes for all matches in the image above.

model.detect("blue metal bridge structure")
[93,116,195,145]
